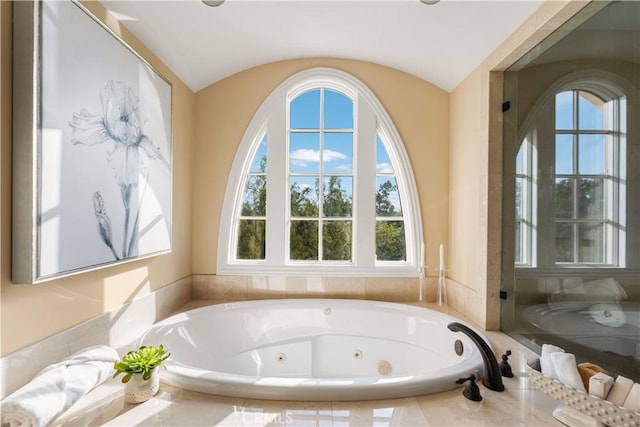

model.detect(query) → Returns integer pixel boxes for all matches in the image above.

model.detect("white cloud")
[290,149,348,167]
[377,162,393,173]
[323,149,347,162]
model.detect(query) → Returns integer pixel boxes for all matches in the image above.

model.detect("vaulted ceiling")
[101,0,544,93]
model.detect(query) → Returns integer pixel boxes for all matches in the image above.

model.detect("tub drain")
[353,350,363,360]
[276,353,286,363]
[377,360,392,376]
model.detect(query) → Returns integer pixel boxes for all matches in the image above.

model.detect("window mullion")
[355,100,376,267]
[267,100,287,266]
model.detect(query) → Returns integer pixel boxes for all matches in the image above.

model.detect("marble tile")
[209,275,248,301]
[364,277,419,302]
[247,275,287,299]
[415,384,562,427]
[332,397,428,427]
[243,400,333,427]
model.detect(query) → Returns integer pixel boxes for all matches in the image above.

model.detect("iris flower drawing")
[70,80,167,260]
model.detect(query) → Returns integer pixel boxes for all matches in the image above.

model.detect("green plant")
[113,345,170,383]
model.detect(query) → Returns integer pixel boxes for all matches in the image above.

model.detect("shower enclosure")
[501,1,639,381]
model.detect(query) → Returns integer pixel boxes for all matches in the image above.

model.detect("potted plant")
[113,345,169,404]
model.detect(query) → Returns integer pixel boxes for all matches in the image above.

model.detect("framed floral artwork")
[12,0,172,283]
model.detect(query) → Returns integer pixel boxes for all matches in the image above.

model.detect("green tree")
[376,179,401,216]
[376,221,405,261]
[375,179,405,260]
[323,177,352,260]
[237,156,266,259]
[290,179,319,260]
[290,176,353,260]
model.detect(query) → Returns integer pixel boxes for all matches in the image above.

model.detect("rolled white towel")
[540,344,564,380]
[0,345,119,427]
[588,303,626,327]
[550,352,586,392]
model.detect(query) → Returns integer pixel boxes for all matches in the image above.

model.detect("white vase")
[123,368,160,404]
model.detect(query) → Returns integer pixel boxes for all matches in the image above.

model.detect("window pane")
[249,134,267,173]
[376,135,394,173]
[578,178,604,219]
[323,176,352,217]
[376,221,406,261]
[324,132,353,173]
[376,177,402,217]
[555,178,574,219]
[555,223,574,262]
[578,91,605,131]
[514,221,522,263]
[237,220,265,260]
[323,220,352,261]
[555,134,574,174]
[290,220,318,260]
[579,134,605,175]
[241,176,266,216]
[290,177,319,217]
[578,223,604,263]
[324,90,353,129]
[290,132,320,173]
[515,144,524,175]
[515,177,522,220]
[290,90,320,129]
[555,91,574,130]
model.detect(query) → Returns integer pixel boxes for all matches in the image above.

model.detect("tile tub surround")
[191,274,489,328]
[192,274,441,303]
[49,301,564,426]
[0,276,191,400]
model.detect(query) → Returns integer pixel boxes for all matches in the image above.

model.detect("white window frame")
[515,131,537,266]
[217,68,423,277]
[515,71,627,270]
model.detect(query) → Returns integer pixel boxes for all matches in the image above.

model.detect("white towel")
[550,352,586,392]
[588,303,626,327]
[540,344,564,380]
[0,345,119,427]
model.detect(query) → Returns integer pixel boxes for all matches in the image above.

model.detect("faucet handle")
[499,350,514,378]
[456,374,483,401]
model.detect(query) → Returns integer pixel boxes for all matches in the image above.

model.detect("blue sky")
[555,91,606,175]
[247,88,403,213]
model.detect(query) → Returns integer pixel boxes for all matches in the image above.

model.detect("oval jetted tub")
[140,299,488,401]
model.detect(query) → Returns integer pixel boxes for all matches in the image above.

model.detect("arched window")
[218,68,422,276]
[516,73,626,268]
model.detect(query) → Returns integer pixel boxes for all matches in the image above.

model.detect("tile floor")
[50,301,565,426]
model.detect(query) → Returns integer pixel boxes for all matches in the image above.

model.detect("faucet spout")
[447,322,505,392]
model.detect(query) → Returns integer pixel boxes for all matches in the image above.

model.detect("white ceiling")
[101,0,544,93]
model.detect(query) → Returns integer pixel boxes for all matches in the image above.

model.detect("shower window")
[554,90,618,265]
[217,68,423,276]
[515,84,625,269]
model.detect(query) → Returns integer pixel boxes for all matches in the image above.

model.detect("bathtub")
[521,302,640,380]
[139,299,487,401]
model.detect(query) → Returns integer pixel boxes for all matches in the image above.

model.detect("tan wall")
[192,58,450,277]
[0,1,195,356]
